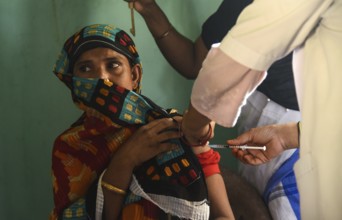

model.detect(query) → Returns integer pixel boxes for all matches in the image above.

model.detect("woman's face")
[73,47,140,91]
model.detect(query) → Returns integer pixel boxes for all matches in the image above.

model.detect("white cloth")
[95,172,210,220]
[191,0,342,219]
[237,91,301,194]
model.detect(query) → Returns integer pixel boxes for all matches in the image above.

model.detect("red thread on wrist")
[180,123,212,147]
[196,148,221,178]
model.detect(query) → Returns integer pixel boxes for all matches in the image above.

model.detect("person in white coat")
[180,1,342,219]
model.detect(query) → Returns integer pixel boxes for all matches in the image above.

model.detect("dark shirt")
[201,0,299,111]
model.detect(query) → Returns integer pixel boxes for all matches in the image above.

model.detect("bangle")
[180,123,212,147]
[101,180,126,195]
[297,121,301,147]
[155,26,174,40]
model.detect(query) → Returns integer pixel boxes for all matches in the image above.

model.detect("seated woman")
[50,24,234,220]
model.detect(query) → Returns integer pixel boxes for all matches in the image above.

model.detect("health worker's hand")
[228,123,299,165]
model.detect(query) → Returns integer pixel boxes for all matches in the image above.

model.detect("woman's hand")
[228,122,299,165]
[119,117,181,167]
[102,117,181,220]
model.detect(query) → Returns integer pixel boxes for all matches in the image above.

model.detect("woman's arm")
[101,118,180,219]
[207,173,235,220]
[193,145,235,220]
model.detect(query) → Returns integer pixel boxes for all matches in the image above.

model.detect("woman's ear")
[131,64,142,89]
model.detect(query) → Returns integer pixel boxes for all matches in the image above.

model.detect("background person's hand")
[227,123,299,165]
[127,0,157,15]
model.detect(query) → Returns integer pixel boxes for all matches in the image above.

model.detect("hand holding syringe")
[223,123,300,165]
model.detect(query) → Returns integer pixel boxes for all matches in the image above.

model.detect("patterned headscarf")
[50,24,209,220]
[54,24,142,93]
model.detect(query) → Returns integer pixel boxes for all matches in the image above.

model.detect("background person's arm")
[133,0,208,79]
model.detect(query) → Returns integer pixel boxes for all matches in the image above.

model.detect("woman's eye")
[79,65,91,72]
[108,62,120,69]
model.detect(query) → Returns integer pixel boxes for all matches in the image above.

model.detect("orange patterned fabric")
[51,111,134,218]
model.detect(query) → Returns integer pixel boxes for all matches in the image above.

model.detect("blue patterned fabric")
[263,149,300,219]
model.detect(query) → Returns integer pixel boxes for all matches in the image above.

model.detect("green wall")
[0,0,236,219]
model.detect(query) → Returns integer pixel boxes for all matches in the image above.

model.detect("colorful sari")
[50,24,209,220]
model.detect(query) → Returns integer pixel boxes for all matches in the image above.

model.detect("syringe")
[210,144,266,151]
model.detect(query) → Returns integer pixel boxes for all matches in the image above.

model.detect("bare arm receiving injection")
[227,122,300,165]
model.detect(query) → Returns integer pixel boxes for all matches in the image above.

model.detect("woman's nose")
[96,67,110,79]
